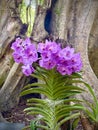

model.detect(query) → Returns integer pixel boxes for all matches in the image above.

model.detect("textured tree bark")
[0,113,8,122]
[0,0,51,121]
[94,123,98,130]
[88,11,98,78]
[68,0,98,100]
[31,0,52,42]
[80,112,94,130]
[51,0,98,102]
[0,0,24,120]
[31,5,48,42]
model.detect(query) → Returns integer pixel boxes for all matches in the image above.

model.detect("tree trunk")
[0,0,51,121]
[50,0,98,101]
[88,11,98,78]
[0,0,24,120]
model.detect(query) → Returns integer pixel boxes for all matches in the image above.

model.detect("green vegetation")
[21,67,85,130]
[19,0,36,36]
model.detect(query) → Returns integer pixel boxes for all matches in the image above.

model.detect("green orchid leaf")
[23,83,46,90]
[85,109,96,122]
[24,107,52,121]
[54,85,84,95]
[83,82,97,103]
[54,91,82,100]
[27,98,47,104]
[55,112,80,129]
[31,73,44,80]
[30,120,37,130]
[21,67,85,129]
[68,73,82,79]
[95,101,98,121]
[21,87,52,99]
[72,117,80,130]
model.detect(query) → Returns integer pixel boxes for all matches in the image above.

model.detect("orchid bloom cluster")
[11,37,82,76]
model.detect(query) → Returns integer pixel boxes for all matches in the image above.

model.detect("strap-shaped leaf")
[84,82,97,104]
[54,85,84,94]
[54,90,82,100]
[54,92,82,100]
[55,105,85,116]
[85,109,96,122]
[55,112,80,129]
[27,98,48,104]
[30,120,37,130]
[72,117,80,130]
[21,87,51,97]
[22,83,47,92]
[24,107,52,121]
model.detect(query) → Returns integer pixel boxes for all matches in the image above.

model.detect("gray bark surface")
[0,0,23,115]
[51,0,98,100]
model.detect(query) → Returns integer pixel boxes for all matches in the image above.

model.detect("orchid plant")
[11,37,87,130]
